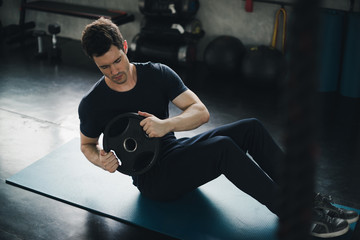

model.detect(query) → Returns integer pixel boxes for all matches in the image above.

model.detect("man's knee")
[246,118,263,128]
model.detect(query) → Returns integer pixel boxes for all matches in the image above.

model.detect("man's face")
[93,44,130,85]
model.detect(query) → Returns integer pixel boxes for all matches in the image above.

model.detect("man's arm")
[167,89,210,132]
[80,132,119,173]
[139,89,210,137]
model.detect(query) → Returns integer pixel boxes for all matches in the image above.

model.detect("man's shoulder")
[79,76,106,109]
[134,61,170,73]
[82,76,105,98]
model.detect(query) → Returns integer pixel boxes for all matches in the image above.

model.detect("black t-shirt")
[78,62,188,156]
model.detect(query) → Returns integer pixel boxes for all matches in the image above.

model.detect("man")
[78,17,357,238]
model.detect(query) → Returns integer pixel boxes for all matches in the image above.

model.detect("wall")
[1,0,359,60]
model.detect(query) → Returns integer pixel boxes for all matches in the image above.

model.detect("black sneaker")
[311,208,349,238]
[314,193,359,224]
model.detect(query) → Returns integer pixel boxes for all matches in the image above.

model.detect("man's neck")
[105,63,137,92]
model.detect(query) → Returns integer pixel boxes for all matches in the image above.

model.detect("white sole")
[311,224,350,238]
[347,214,359,224]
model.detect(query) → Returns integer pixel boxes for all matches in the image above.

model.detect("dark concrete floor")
[0,36,359,240]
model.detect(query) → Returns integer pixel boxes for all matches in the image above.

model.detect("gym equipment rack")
[20,0,135,26]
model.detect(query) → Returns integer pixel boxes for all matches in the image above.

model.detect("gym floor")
[0,37,359,240]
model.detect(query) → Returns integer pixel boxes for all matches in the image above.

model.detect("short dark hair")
[81,17,124,58]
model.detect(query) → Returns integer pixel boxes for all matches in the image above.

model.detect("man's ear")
[123,40,128,54]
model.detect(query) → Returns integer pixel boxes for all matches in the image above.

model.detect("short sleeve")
[78,98,101,138]
[158,64,188,101]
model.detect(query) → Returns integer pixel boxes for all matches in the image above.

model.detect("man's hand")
[99,149,119,173]
[138,111,170,138]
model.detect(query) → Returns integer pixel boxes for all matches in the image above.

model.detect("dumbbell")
[48,23,61,60]
[32,30,47,59]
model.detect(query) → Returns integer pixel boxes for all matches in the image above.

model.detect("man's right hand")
[99,149,119,173]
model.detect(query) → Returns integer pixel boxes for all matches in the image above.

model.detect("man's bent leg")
[183,118,284,183]
[137,135,280,216]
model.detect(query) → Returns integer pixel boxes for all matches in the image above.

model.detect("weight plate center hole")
[123,138,137,152]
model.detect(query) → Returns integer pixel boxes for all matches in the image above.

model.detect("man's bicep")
[172,89,203,111]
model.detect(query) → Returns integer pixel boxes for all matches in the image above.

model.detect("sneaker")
[314,193,359,224]
[311,208,349,238]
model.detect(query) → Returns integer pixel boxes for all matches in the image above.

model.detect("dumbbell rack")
[19,0,135,27]
[130,0,204,66]
[15,0,135,59]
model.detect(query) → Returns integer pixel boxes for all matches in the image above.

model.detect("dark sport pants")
[136,118,284,215]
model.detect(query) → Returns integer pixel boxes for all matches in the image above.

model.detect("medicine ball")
[204,35,246,75]
[241,45,287,86]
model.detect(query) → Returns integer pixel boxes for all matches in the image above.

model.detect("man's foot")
[311,208,349,238]
[314,193,359,224]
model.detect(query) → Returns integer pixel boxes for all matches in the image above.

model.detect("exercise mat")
[6,138,359,240]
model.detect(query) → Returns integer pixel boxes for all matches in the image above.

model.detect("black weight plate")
[103,112,160,176]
